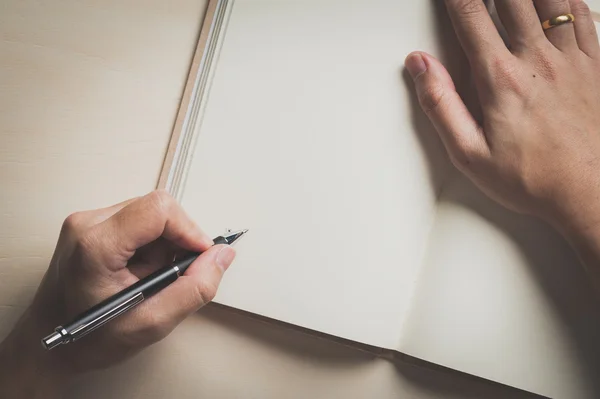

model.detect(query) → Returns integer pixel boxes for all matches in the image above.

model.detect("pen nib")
[223,229,249,246]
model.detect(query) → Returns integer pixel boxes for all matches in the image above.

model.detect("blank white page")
[180,0,454,348]
[400,175,600,399]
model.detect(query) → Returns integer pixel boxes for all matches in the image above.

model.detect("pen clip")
[69,292,145,341]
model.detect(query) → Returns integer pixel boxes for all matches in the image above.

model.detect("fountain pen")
[41,229,248,350]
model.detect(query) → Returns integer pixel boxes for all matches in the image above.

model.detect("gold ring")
[542,13,575,30]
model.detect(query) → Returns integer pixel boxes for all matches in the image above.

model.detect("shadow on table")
[201,303,375,365]
[201,304,543,399]
[393,356,544,399]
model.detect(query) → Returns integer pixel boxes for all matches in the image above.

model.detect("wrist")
[0,308,75,399]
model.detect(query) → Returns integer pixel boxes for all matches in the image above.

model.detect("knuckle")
[490,56,516,78]
[489,56,514,75]
[489,57,530,95]
[153,188,173,204]
[571,0,591,17]
[446,0,484,17]
[527,48,559,82]
[546,0,570,7]
[419,84,446,115]
[146,189,173,217]
[61,212,86,236]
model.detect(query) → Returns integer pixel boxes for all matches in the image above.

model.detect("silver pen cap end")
[42,328,66,350]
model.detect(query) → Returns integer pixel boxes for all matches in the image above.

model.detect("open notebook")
[158,1,600,398]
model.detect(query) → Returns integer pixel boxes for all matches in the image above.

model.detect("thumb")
[405,51,489,172]
[145,244,236,324]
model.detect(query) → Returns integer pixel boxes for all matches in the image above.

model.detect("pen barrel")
[63,266,180,341]
[214,236,228,245]
[173,236,227,275]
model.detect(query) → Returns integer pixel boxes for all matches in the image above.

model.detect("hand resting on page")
[405,0,600,290]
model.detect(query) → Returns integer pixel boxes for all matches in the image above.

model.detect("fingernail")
[216,246,236,271]
[405,53,427,79]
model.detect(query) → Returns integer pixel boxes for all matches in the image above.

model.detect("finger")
[405,52,490,172]
[92,190,213,264]
[142,244,236,326]
[493,0,547,51]
[444,0,512,66]
[534,0,579,52]
[570,0,600,57]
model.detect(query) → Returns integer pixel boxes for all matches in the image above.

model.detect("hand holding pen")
[42,229,247,351]
[4,190,242,376]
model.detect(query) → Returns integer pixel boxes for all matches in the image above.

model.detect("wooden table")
[2,1,597,397]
